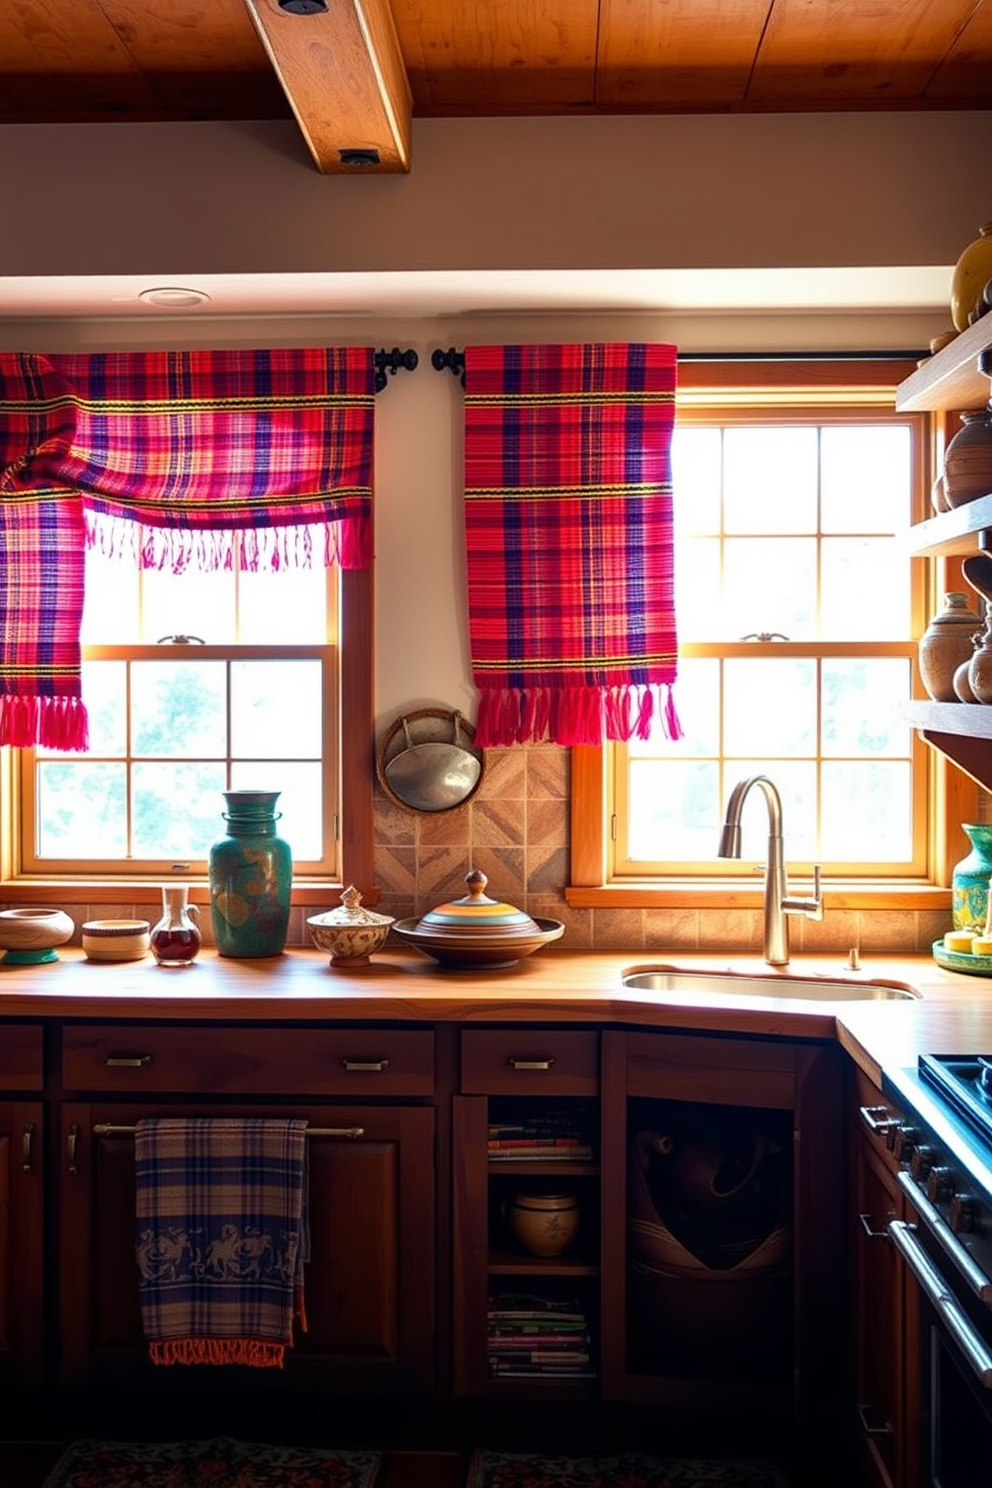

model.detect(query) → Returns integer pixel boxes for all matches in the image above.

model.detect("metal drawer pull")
[859,1103,894,1134]
[507,1057,556,1070]
[889,1219,992,1388]
[896,1169,992,1302]
[859,1210,893,1241]
[22,1121,34,1172]
[341,1059,390,1072]
[91,1123,366,1139]
[67,1123,79,1175]
[104,1054,153,1067]
[856,1404,892,1439]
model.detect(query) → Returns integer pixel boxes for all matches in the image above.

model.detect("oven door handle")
[889,1220,992,1389]
[896,1168,992,1302]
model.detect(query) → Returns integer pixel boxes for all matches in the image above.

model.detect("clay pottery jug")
[968,605,992,704]
[951,222,992,331]
[953,648,981,702]
[943,406,992,508]
[918,591,982,701]
[931,473,950,514]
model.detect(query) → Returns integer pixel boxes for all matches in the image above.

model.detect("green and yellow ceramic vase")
[951,823,992,931]
[208,790,292,957]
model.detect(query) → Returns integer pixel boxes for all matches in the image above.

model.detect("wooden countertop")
[1,944,989,1091]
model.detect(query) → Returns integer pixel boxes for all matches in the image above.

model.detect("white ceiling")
[0,265,954,320]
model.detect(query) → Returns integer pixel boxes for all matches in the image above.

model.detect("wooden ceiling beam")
[241,0,412,174]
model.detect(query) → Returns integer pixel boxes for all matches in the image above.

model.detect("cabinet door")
[0,1102,44,1386]
[58,1101,434,1393]
[850,1095,908,1488]
[600,1029,846,1450]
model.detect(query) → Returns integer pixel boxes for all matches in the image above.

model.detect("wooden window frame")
[0,565,375,908]
[564,359,973,912]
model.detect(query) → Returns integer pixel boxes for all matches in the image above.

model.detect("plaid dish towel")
[134,1117,309,1368]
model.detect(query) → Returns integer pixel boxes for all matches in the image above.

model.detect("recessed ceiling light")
[138,287,212,309]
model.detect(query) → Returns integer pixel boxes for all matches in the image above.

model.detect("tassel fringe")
[474,683,682,748]
[85,513,372,573]
[148,1337,286,1369]
[0,694,90,751]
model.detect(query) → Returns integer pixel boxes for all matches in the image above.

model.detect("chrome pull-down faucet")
[717,774,823,966]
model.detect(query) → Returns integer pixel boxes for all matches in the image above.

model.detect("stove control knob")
[910,1145,934,1181]
[926,1166,953,1204]
[892,1125,919,1163]
[950,1193,976,1234]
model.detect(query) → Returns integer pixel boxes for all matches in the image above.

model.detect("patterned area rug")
[41,1437,382,1488]
[466,1451,792,1488]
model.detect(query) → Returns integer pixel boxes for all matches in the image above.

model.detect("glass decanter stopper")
[149,884,202,966]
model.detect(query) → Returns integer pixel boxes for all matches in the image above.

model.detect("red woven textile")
[463,343,680,747]
[0,347,375,750]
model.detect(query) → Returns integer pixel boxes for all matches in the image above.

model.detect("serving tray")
[932,938,992,977]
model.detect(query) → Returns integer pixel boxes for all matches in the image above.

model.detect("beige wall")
[1,113,989,278]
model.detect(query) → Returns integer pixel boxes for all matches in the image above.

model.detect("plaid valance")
[0,347,375,750]
[463,342,681,747]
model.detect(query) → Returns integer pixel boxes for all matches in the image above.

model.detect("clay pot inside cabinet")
[918,592,983,701]
[943,406,992,509]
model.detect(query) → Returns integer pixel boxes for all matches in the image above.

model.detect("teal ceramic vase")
[208,790,292,958]
[951,823,992,931]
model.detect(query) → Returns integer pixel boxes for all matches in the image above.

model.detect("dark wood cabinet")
[599,1029,847,1456]
[453,1027,601,1398]
[849,1070,914,1488]
[0,1026,44,1388]
[55,1020,436,1396]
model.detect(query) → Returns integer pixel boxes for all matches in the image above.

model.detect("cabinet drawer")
[62,1024,434,1095]
[625,1031,795,1107]
[461,1029,598,1094]
[0,1024,44,1089]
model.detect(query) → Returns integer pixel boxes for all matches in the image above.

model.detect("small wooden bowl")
[0,907,75,964]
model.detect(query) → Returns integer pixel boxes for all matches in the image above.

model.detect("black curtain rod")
[374,347,418,392]
[428,348,924,386]
[678,350,926,362]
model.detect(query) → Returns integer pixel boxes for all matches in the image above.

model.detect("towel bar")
[92,1122,366,1139]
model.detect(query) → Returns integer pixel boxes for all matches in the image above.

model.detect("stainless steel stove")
[880,1054,992,1485]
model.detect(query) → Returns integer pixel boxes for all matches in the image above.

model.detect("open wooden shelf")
[906,701,992,790]
[905,493,992,557]
[895,315,992,412]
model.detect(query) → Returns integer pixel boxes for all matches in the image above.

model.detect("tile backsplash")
[8,744,948,956]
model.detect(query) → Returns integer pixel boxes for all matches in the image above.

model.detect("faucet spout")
[717,774,822,967]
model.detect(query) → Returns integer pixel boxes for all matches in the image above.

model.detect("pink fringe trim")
[148,1337,286,1369]
[0,695,90,752]
[473,684,682,748]
[84,513,372,572]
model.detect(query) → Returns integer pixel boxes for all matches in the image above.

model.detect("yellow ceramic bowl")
[81,919,151,962]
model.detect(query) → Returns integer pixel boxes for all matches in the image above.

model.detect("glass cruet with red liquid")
[149,884,202,966]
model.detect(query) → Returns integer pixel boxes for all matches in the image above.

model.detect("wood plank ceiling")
[0,0,988,174]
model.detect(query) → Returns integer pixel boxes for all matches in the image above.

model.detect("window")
[569,360,946,898]
[6,544,373,890]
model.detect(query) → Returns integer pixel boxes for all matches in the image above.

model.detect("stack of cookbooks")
[487,1289,594,1378]
[487,1103,595,1162]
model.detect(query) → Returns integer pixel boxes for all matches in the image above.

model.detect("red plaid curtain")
[463,343,680,747]
[0,347,375,750]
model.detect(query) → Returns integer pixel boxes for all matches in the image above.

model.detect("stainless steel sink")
[621,967,919,1001]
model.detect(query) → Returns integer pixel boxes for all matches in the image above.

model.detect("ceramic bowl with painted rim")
[81,918,151,962]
